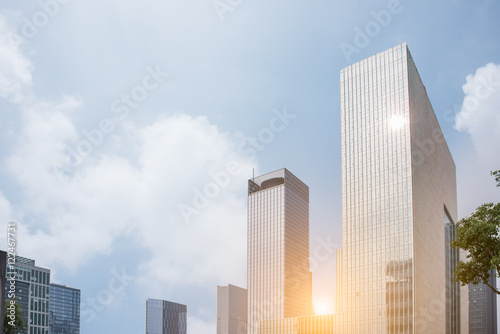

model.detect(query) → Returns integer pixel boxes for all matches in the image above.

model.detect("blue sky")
[0,0,499,332]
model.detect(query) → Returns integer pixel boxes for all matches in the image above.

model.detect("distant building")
[217,284,247,334]
[0,250,6,334]
[49,283,81,334]
[146,298,187,334]
[247,168,314,334]
[469,271,497,334]
[4,256,50,334]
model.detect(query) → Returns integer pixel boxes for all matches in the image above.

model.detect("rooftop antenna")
[253,168,255,183]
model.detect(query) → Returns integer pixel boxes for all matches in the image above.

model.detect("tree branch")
[482,280,500,295]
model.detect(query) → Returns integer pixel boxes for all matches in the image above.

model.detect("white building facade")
[217,284,248,334]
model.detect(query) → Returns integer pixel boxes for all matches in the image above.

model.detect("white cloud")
[0,14,32,101]
[0,193,13,225]
[455,63,500,165]
[0,12,251,293]
[0,12,254,332]
[9,110,252,279]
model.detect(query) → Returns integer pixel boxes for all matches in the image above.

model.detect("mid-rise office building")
[49,283,81,334]
[247,168,314,334]
[217,284,247,334]
[146,298,187,334]
[4,256,50,334]
[0,250,6,334]
[469,271,497,334]
[336,43,468,333]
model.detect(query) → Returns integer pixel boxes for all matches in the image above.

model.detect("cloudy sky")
[0,0,499,332]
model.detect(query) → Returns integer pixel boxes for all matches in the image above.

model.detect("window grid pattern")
[5,258,50,334]
[258,314,337,334]
[146,299,187,334]
[337,43,462,333]
[339,43,413,334]
[444,213,460,334]
[468,270,497,334]
[247,169,312,334]
[49,284,80,334]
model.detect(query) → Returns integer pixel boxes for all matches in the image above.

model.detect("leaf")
[452,202,500,294]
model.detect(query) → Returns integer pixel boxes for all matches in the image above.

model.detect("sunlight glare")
[314,300,333,315]
[389,115,406,130]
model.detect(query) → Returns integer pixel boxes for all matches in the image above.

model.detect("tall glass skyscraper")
[336,43,468,333]
[49,284,81,334]
[145,298,187,334]
[247,168,313,334]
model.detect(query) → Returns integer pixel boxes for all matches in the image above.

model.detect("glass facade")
[445,213,460,334]
[49,284,81,334]
[247,169,313,334]
[4,256,50,334]
[258,314,337,334]
[145,298,187,334]
[337,43,465,333]
[468,270,497,334]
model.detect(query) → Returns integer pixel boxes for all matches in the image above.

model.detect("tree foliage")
[492,169,500,187]
[451,202,500,294]
[3,299,27,334]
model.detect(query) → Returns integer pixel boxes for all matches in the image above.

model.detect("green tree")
[3,299,27,334]
[492,169,500,187]
[451,202,500,294]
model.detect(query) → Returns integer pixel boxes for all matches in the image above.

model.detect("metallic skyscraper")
[336,43,468,333]
[247,168,313,334]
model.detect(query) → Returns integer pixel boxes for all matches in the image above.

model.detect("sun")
[314,300,333,315]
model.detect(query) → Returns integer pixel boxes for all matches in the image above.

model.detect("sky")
[0,0,499,333]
